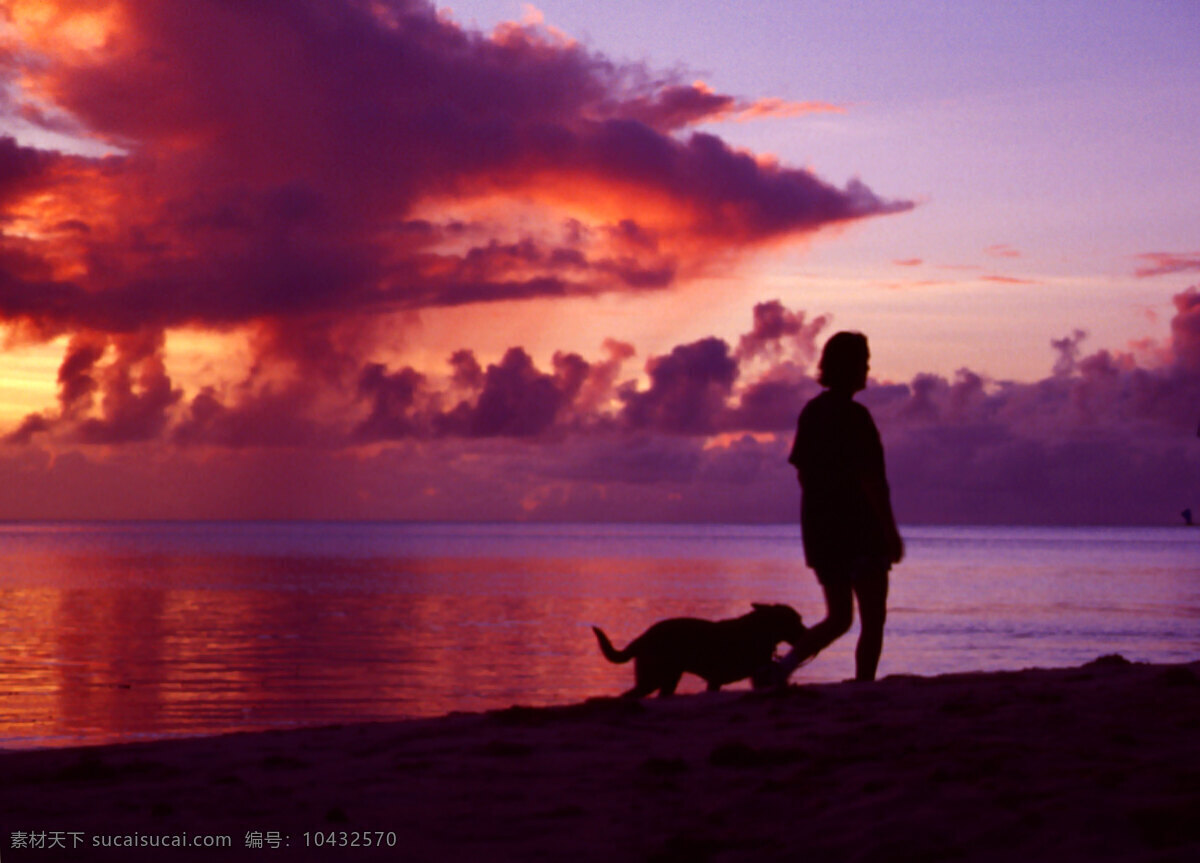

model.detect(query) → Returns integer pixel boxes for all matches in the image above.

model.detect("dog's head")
[750,602,806,645]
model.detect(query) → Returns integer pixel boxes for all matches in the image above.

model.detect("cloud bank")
[1,1,1195,523]
[1,0,906,335]
[1,286,1196,524]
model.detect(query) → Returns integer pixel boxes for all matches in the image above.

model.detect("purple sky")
[0,0,1197,523]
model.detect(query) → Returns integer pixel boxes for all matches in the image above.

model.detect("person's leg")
[778,576,853,675]
[852,566,889,682]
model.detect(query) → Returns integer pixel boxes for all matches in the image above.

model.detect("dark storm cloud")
[3,282,1198,523]
[0,136,58,205]
[173,385,329,449]
[354,363,425,442]
[8,330,182,445]
[2,1,910,437]
[860,289,1200,523]
[1,0,909,337]
[620,338,739,435]
[439,348,567,439]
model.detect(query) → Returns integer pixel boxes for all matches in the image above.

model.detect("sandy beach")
[2,655,1197,862]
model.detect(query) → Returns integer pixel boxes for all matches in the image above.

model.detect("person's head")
[818,331,869,392]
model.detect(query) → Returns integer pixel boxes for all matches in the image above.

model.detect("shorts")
[814,555,890,589]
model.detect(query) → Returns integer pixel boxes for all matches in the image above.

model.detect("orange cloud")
[1,0,911,464]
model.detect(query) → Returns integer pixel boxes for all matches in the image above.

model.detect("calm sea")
[0,522,1197,750]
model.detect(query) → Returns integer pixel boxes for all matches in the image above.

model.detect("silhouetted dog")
[593,603,806,698]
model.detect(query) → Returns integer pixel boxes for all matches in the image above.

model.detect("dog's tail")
[592,626,633,664]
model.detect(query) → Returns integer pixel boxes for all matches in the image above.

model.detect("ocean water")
[0,521,1197,750]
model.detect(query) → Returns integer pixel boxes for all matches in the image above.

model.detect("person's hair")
[818,331,869,389]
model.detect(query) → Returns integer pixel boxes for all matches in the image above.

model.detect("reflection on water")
[0,523,1197,749]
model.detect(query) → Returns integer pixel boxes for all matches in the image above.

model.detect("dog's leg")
[622,662,659,699]
[657,671,683,697]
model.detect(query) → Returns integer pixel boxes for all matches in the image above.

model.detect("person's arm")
[788,409,807,484]
[856,408,903,563]
[860,469,903,563]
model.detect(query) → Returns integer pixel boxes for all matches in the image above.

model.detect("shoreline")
[2,656,1198,861]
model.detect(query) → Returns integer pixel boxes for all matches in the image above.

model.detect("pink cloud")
[601,81,844,131]
[981,275,1038,285]
[4,289,1197,524]
[1134,252,1200,278]
[727,97,846,122]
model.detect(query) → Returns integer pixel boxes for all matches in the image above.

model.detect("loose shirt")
[789,390,892,570]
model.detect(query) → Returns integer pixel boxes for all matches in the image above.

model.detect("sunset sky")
[1,0,1198,523]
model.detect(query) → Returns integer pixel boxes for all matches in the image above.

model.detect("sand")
[2,655,1198,862]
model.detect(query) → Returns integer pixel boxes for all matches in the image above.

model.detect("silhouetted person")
[1184,508,1194,527]
[757,331,903,685]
